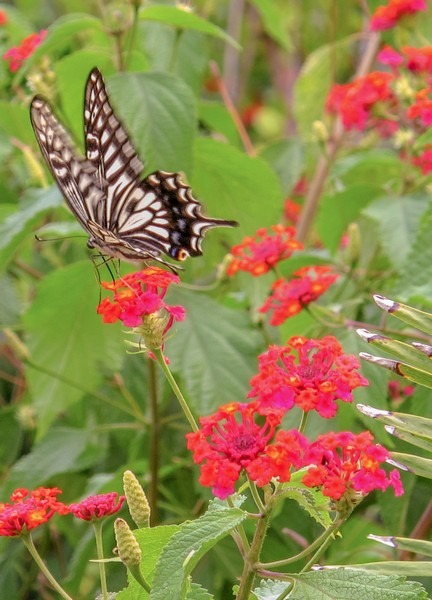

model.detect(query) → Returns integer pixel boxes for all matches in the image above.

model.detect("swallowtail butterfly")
[30,68,237,269]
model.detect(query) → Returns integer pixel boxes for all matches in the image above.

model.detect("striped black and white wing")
[30,97,103,230]
[83,68,237,262]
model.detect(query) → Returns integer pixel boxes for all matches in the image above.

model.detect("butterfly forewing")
[30,67,238,268]
[30,97,103,229]
[84,69,145,229]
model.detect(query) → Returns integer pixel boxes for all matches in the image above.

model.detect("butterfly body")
[30,68,237,269]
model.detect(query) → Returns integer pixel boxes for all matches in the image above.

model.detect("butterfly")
[30,68,238,270]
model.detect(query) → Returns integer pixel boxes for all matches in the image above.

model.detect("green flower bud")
[123,471,150,528]
[114,518,142,566]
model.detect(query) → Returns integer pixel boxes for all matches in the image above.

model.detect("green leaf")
[139,5,239,48]
[117,525,178,598]
[1,427,99,496]
[357,407,432,450]
[248,0,292,51]
[317,185,381,254]
[371,535,432,558]
[345,562,432,578]
[253,569,427,599]
[0,186,62,273]
[364,195,429,267]
[357,329,432,372]
[108,71,196,175]
[0,101,35,145]
[334,150,404,190]
[390,452,432,479]
[279,477,332,530]
[374,295,432,336]
[192,137,284,235]
[22,261,124,439]
[166,288,263,414]
[199,101,240,147]
[293,36,357,136]
[396,199,432,300]
[259,139,304,196]
[150,506,246,600]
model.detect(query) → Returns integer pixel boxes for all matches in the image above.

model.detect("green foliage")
[1,1,432,599]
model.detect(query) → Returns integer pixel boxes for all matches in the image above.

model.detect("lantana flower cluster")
[227,225,338,325]
[226,225,303,276]
[0,489,125,537]
[327,3,432,176]
[370,0,427,31]
[187,335,402,501]
[3,29,47,72]
[97,267,185,351]
[187,336,403,501]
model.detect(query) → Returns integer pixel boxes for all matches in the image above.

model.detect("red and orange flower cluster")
[227,226,338,325]
[370,0,427,31]
[3,29,47,72]
[227,225,302,277]
[0,488,124,537]
[187,334,403,501]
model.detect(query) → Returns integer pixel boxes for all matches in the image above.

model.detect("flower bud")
[123,471,150,528]
[114,518,142,566]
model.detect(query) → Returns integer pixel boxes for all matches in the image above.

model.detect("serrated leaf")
[108,71,196,175]
[254,569,427,599]
[166,288,262,414]
[116,526,178,599]
[279,477,332,530]
[186,583,214,600]
[1,427,98,496]
[139,5,239,48]
[0,186,62,273]
[364,195,429,267]
[191,137,283,235]
[317,185,380,254]
[150,507,246,600]
[259,139,304,196]
[396,199,432,300]
[23,262,124,439]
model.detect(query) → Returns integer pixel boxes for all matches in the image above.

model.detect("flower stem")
[300,514,347,572]
[236,509,271,600]
[21,534,74,600]
[147,356,160,525]
[153,348,199,432]
[93,520,109,600]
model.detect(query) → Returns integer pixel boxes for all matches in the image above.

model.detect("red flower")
[0,487,69,537]
[227,225,302,277]
[69,492,125,522]
[412,147,432,174]
[326,72,395,131]
[0,11,8,26]
[370,0,427,31]
[3,30,47,72]
[284,199,301,225]
[248,336,368,418]
[407,87,432,126]
[97,267,185,349]
[186,401,306,499]
[259,266,338,325]
[302,431,404,500]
